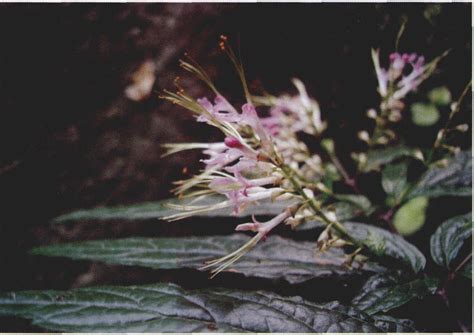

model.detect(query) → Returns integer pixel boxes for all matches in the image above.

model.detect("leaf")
[393,196,429,236]
[31,235,384,284]
[428,86,451,106]
[430,212,472,268]
[382,162,408,202]
[344,222,426,272]
[53,195,296,223]
[352,273,438,315]
[333,194,374,216]
[362,145,421,172]
[411,103,440,127]
[408,151,472,199]
[462,260,472,279]
[0,282,416,332]
[372,315,417,332]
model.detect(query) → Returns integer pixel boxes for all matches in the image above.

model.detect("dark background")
[0,3,471,332]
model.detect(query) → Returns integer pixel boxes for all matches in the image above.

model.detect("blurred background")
[0,3,471,331]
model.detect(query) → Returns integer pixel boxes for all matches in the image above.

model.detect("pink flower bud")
[224,136,243,149]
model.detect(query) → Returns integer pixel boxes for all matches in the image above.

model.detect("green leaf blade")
[428,86,452,106]
[382,162,408,203]
[344,222,426,272]
[362,146,421,172]
[408,151,472,199]
[53,195,296,223]
[411,103,440,127]
[0,283,414,332]
[430,212,472,268]
[31,235,384,284]
[352,273,439,315]
[393,196,429,236]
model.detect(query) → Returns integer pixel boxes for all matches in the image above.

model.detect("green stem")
[426,80,472,165]
[279,164,361,247]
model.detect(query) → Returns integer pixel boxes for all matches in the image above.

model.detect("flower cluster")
[372,50,427,101]
[161,38,334,275]
[162,39,445,276]
[356,49,444,148]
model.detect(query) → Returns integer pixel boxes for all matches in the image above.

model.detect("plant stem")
[379,207,399,234]
[327,151,361,193]
[437,287,469,333]
[453,253,472,274]
[279,163,361,247]
[435,252,472,333]
[426,80,472,164]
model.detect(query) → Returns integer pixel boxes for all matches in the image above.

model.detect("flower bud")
[358,131,370,143]
[224,136,243,148]
[456,124,469,132]
[366,109,377,119]
[321,138,335,153]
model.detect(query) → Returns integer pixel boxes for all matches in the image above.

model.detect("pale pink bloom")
[197,96,240,123]
[235,210,292,238]
[201,148,243,168]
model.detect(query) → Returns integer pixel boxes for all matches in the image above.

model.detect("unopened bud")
[388,109,402,122]
[325,211,337,222]
[303,188,314,199]
[224,136,243,148]
[436,129,444,142]
[456,124,469,132]
[366,109,377,119]
[413,149,424,161]
[358,131,370,143]
[316,182,332,194]
[376,136,389,145]
[321,138,335,153]
[450,102,458,113]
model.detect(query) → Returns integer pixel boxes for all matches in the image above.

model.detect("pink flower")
[235,209,292,238]
[197,96,240,123]
[373,50,426,100]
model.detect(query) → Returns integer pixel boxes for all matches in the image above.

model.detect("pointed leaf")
[382,162,408,202]
[344,222,426,272]
[333,194,374,216]
[362,146,420,172]
[408,151,472,199]
[31,235,383,284]
[462,260,472,279]
[53,195,295,223]
[0,283,415,332]
[352,273,438,315]
[430,212,472,268]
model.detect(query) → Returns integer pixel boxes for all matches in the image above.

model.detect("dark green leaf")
[352,273,438,315]
[411,103,440,127]
[362,146,421,172]
[344,222,426,272]
[393,196,428,236]
[0,283,413,332]
[430,212,472,268]
[462,260,472,279]
[32,235,383,284]
[53,195,296,223]
[334,194,374,216]
[408,151,472,199]
[382,162,408,201]
[372,315,417,332]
